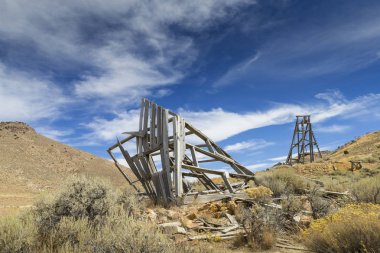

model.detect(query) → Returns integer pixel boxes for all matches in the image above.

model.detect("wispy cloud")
[315,124,351,133]
[267,155,287,162]
[0,0,255,109]
[35,127,73,141]
[224,139,273,152]
[83,90,380,145]
[246,163,272,171]
[214,5,380,87]
[0,63,68,122]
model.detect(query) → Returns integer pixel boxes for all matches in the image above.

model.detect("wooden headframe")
[108,98,256,205]
[286,115,322,165]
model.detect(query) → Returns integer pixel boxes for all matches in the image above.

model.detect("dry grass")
[303,203,380,253]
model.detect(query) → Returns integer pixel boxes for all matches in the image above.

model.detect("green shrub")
[304,204,380,253]
[33,176,115,240]
[256,169,307,197]
[351,175,380,204]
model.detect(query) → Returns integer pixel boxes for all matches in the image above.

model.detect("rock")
[158,222,187,235]
[299,215,312,228]
[145,208,157,221]
[187,212,197,220]
[181,217,202,229]
[166,210,178,220]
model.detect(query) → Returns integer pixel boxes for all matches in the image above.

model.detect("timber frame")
[107,98,257,205]
[286,115,322,165]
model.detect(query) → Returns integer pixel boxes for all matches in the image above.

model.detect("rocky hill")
[0,122,128,215]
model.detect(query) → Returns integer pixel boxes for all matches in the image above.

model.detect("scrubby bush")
[304,203,380,253]
[0,214,36,253]
[244,186,273,203]
[256,169,307,197]
[351,175,380,204]
[0,177,195,253]
[307,186,332,219]
[237,204,276,250]
[33,176,115,240]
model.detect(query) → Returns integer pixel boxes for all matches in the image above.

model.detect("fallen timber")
[108,98,257,205]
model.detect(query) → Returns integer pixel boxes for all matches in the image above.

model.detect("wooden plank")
[222,172,234,193]
[182,164,225,176]
[198,159,218,163]
[173,116,184,197]
[225,213,239,225]
[190,146,198,167]
[107,149,139,192]
[185,143,235,164]
[182,192,249,205]
[157,172,168,204]
[108,134,135,151]
[137,99,145,154]
[160,109,173,195]
[205,139,214,153]
[150,102,157,149]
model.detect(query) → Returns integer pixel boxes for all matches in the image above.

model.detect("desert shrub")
[244,186,273,203]
[309,196,330,219]
[33,176,115,239]
[238,204,276,250]
[256,169,307,197]
[351,175,380,204]
[82,207,173,253]
[343,150,349,155]
[362,156,377,163]
[0,214,36,253]
[359,167,379,177]
[116,187,143,217]
[304,203,380,253]
[0,176,212,253]
[281,195,303,217]
[307,187,331,219]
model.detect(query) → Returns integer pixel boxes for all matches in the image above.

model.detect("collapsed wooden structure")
[286,115,322,165]
[108,98,256,205]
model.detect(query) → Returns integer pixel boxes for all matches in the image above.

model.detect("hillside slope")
[0,122,127,215]
[269,130,380,175]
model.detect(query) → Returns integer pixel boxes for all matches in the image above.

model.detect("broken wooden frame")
[108,98,257,205]
[286,115,322,165]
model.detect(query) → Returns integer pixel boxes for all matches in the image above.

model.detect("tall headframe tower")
[286,115,322,165]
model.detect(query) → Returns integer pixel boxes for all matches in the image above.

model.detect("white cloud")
[224,139,273,152]
[246,163,272,171]
[84,109,140,142]
[82,90,380,144]
[0,63,67,122]
[315,124,351,133]
[267,155,287,162]
[35,127,73,141]
[0,0,255,107]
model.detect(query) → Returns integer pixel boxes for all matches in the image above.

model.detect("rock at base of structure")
[158,221,187,235]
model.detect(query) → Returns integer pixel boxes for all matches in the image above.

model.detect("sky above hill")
[1,0,380,171]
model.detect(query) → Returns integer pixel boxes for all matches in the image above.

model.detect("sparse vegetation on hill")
[0,122,129,215]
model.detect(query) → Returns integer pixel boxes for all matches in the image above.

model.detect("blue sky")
[1,0,380,171]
